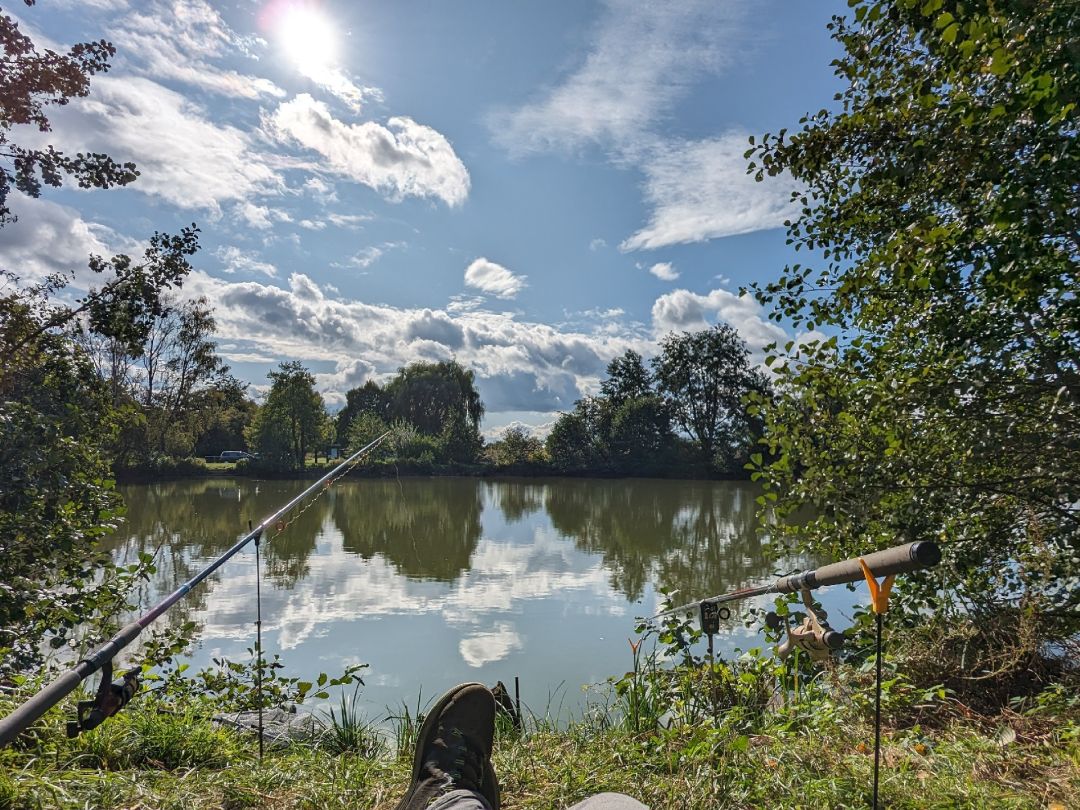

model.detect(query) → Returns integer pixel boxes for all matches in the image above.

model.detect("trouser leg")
[426,788,494,810]
[566,792,650,810]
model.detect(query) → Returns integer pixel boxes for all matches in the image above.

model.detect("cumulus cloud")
[622,133,799,250]
[36,76,282,212]
[648,261,679,281]
[651,287,787,353]
[464,258,527,299]
[265,94,470,207]
[491,0,742,155]
[179,271,649,413]
[406,309,465,349]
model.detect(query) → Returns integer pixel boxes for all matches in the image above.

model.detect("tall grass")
[319,685,385,758]
[386,689,426,760]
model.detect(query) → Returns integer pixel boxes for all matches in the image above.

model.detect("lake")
[106,477,848,721]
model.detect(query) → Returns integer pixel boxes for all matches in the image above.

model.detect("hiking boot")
[395,682,500,810]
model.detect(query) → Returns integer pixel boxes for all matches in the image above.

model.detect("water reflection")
[107,477,789,716]
[334,479,483,581]
[543,479,763,603]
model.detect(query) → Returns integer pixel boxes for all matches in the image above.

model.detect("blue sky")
[4,0,845,435]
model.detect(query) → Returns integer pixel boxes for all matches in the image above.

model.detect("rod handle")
[778,541,941,593]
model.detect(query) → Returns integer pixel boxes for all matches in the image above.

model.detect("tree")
[746,0,1079,622]
[652,324,769,468]
[486,426,544,466]
[192,377,256,457]
[247,362,327,468]
[546,397,608,472]
[385,360,484,462]
[76,294,228,459]
[1,1,138,224]
[600,350,652,406]
[336,379,390,441]
[608,395,674,470]
[346,410,390,454]
[0,2,198,670]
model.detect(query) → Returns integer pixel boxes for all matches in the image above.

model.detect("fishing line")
[251,519,264,762]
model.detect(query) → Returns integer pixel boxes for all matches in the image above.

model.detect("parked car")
[208,450,255,463]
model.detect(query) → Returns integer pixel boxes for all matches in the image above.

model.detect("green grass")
[0,683,1075,810]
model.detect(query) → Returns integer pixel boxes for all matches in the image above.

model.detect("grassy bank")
[2,675,1076,809]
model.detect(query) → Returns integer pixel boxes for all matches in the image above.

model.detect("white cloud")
[349,246,384,269]
[491,0,743,156]
[300,64,382,115]
[490,2,790,249]
[114,0,285,100]
[464,258,527,299]
[622,133,799,250]
[179,270,648,413]
[648,261,679,281]
[459,623,523,668]
[234,202,292,231]
[578,307,625,320]
[327,213,373,229]
[332,242,404,271]
[173,271,809,414]
[216,246,277,278]
[0,197,132,285]
[265,94,470,207]
[38,76,282,212]
[589,238,607,251]
[485,420,554,442]
[302,176,337,204]
[651,287,787,353]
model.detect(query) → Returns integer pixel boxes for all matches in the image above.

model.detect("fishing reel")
[67,661,141,738]
[765,589,845,663]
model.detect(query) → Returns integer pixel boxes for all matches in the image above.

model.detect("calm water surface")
[107,477,846,719]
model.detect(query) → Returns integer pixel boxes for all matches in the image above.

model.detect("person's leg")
[426,788,493,810]
[394,683,500,810]
[566,793,650,810]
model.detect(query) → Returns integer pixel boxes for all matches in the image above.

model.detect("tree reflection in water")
[541,479,767,604]
[106,477,777,640]
[332,478,483,581]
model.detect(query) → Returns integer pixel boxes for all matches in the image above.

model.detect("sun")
[277,3,338,75]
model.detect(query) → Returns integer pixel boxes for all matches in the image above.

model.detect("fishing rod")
[653,540,940,623]
[0,431,392,749]
[650,540,941,661]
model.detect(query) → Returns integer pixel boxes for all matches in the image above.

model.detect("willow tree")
[747,0,1079,624]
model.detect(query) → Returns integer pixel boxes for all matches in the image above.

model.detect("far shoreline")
[112,461,753,485]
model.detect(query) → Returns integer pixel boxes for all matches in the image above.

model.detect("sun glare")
[277,3,338,75]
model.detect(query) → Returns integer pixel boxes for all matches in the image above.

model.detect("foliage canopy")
[747,0,1080,620]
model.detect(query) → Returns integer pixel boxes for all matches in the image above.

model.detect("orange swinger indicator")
[858,558,896,614]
